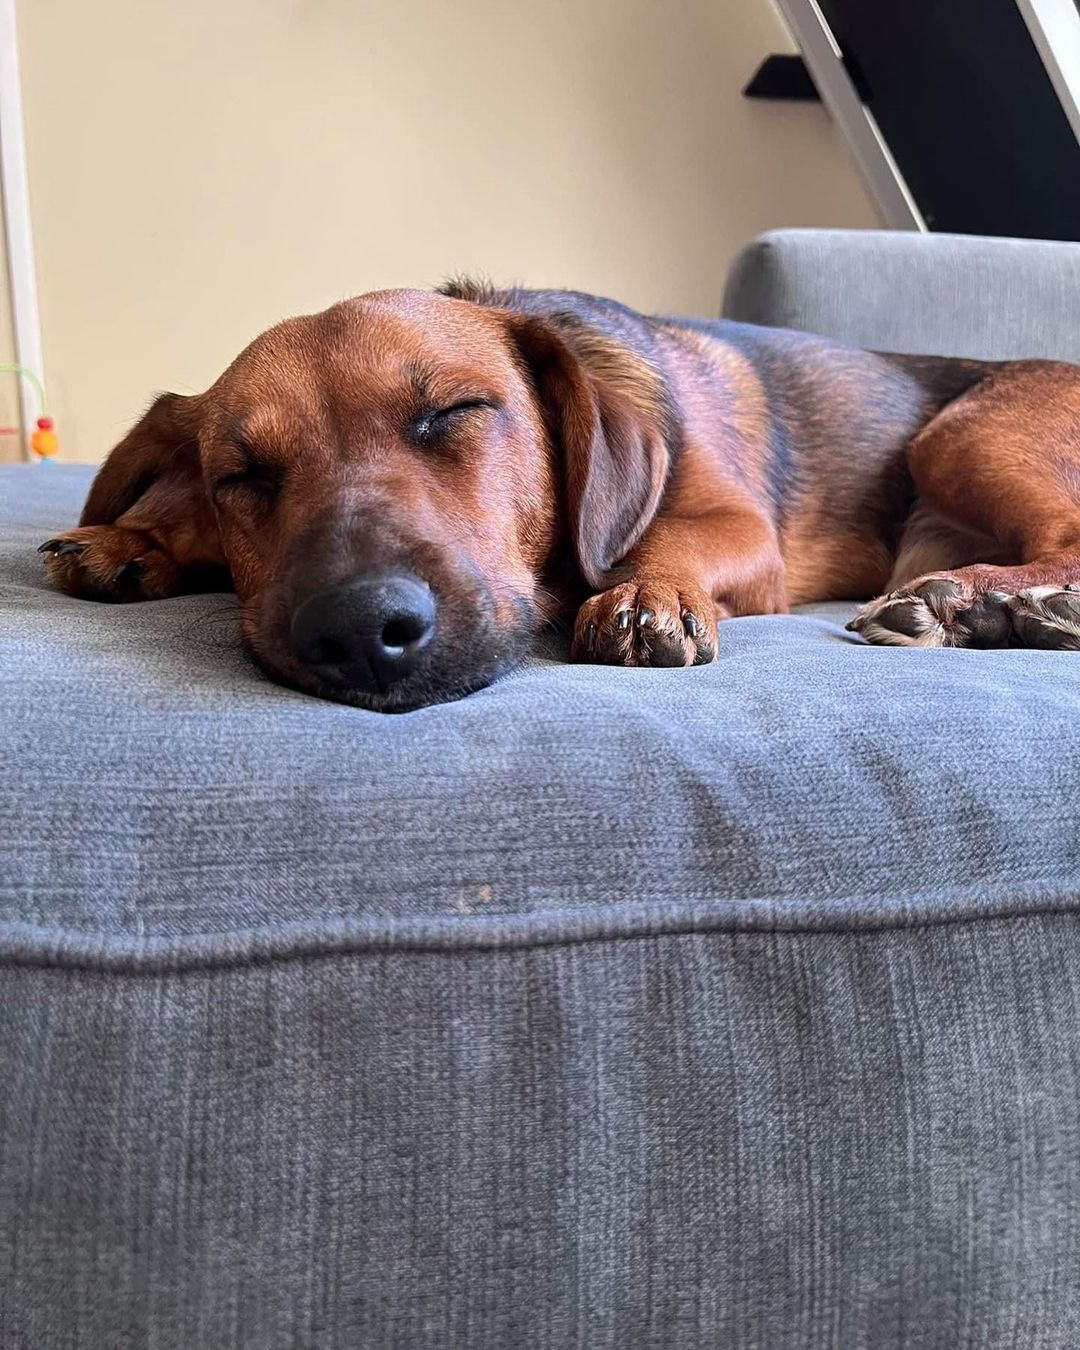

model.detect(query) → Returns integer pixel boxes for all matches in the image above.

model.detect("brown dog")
[39,283,1080,710]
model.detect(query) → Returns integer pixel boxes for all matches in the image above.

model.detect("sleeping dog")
[40,282,1080,709]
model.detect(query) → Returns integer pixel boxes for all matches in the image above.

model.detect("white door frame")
[0,0,43,458]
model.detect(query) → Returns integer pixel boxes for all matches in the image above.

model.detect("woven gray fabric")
[5,232,1080,1345]
[4,466,1080,945]
[4,917,1080,1349]
[722,229,1080,361]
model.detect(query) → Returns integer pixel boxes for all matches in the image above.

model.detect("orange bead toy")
[31,416,59,458]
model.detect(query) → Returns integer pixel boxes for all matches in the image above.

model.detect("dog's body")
[40,284,1080,708]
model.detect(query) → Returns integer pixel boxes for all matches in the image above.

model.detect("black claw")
[636,608,654,629]
[682,612,699,638]
[37,539,62,554]
[616,610,631,632]
[55,542,85,556]
[584,621,597,653]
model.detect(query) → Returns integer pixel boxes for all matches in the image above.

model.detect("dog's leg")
[849,360,1080,650]
[571,507,785,666]
[40,472,226,602]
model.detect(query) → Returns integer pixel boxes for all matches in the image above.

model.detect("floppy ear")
[507,314,676,589]
[80,392,204,526]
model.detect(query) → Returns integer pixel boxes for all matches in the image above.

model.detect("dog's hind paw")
[847,576,1080,651]
[845,577,1013,649]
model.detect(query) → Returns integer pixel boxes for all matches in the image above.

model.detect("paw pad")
[1007,587,1080,651]
[850,577,1080,651]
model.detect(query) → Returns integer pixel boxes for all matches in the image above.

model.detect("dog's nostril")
[290,574,436,693]
[382,615,428,649]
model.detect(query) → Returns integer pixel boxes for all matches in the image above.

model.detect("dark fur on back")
[444,281,995,559]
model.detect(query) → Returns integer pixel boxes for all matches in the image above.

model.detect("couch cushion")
[7,462,1080,1348]
[722,229,1080,362]
[3,462,1080,961]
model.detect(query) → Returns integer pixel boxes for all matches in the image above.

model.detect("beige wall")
[14,0,878,463]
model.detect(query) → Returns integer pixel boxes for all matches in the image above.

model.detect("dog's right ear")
[80,392,203,526]
[502,313,675,590]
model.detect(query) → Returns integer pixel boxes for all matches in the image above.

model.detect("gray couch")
[3,230,1080,1349]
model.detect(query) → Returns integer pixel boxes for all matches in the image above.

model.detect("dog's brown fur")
[40,284,1080,708]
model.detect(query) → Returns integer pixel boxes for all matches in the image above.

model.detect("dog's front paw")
[38,526,181,601]
[571,579,719,667]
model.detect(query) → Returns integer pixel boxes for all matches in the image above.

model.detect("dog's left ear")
[507,314,676,588]
[80,392,205,526]
[74,391,225,588]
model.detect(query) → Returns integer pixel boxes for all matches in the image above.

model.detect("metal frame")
[774,0,926,231]
[777,0,1080,233]
[1015,0,1080,144]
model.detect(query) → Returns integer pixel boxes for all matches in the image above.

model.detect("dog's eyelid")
[414,397,499,439]
[222,428,264,460]
[432,397,498,418]
[212,466,281,497]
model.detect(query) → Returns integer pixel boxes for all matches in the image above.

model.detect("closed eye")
[212,468,281,501]
[414,398,497,441]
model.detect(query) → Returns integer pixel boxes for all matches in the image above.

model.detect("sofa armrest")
[722,228,1080,362]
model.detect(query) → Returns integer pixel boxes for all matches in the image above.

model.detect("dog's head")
[81,286,677,709]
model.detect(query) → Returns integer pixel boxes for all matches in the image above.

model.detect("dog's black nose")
[290,574,435,692]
